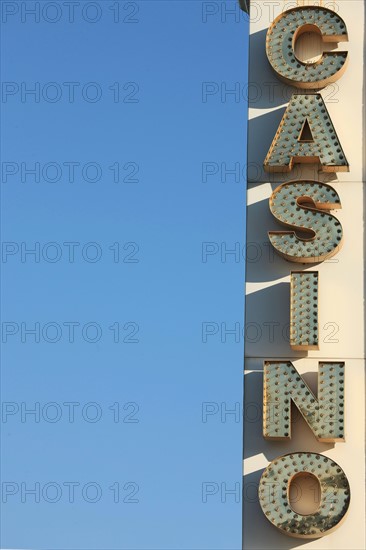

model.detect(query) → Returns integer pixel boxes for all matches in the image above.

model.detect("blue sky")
[1,1,248,548]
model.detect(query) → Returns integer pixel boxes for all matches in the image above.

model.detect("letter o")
[258,452,350,538]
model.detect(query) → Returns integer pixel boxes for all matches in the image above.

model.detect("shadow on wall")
[245,198,292,284]
[244,282,312,358]
[247,107,285,185]
[242,369,335,548]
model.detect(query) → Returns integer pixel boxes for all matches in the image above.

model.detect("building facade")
[242,0,366,548]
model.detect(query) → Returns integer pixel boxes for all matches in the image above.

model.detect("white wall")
[243,1,366,548]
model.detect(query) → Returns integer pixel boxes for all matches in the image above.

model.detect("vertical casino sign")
[243,3,354,540]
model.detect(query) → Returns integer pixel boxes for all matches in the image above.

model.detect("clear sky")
[1,1,248,548]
